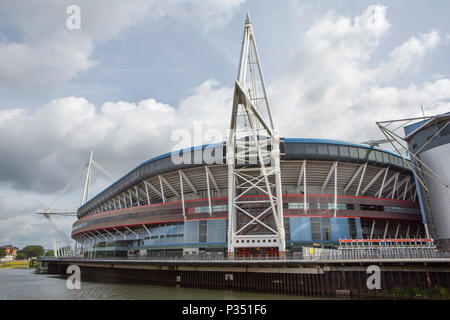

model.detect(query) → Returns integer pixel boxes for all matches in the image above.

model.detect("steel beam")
[344,163,364,193]
[205,166,221,195]
[322,162,337,191]
[159,174,180,198]
[362,167,386,195]
[179,170,198,195]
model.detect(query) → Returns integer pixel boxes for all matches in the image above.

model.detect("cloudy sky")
[0,0,449,249]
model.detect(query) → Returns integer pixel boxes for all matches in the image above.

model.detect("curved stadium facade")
[72,138,424,258]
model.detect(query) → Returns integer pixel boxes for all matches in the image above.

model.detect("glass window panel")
[358,148,367,159]
[349,147,358,159]
[288,202,310,210]
[375,151,383,162]
[329,145,339,156]
[318,145,328,155]
[305,144,317,155]
[339,146,349,157]
[289,217,312,242]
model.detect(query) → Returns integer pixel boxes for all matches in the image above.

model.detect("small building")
[1,245,18,256]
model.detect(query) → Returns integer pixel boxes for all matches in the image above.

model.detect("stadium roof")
[78,138,409,215]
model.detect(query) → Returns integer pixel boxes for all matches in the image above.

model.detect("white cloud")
[269,5,447,142]
[376,31,440,78]
[0,80,231,193]
[0,0,245,89]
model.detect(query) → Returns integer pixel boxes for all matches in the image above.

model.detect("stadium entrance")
[236,247,279,258]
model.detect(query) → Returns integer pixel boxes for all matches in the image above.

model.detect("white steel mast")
[227,13,286,258]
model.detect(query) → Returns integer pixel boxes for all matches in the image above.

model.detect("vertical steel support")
[179,171,186,220]
[135,187,140,206]
[355,163,367,196]
[304,161,307,213]
[145,181,151,205]
[227,129,236,258]
[128,190,133,207]
[391,174,399,199]
[205,166,212,216]
[142,224,152,237]
[370,220,375,239]
[81,150,94,205]
[383,221,389,239]
[378,167,389,198]
[334,163,337,217]
[159,176,166,203]
[402,178,409,200]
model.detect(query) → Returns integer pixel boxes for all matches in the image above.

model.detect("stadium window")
[288,202,309,210]
[381,152,389,164]
[389,154,395,165]
[318,145,328,155]
[349,147,358,159]
[360,204,384,211]
[294,143,306,155]
[375,151,383,162]
[358,148,367,160]
[305,144,317,155]
[318,203,329,209]
[329,145,339,156]
[339,146,349,157]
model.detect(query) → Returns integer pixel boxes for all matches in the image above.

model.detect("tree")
[0,248,5,258]
[45,250,54,257]
[16,245,45,259]
[15,252,28,260]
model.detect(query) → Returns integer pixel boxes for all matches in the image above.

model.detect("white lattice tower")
[227,13,286,258]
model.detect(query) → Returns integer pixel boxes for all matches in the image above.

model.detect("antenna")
[227,13,286,258]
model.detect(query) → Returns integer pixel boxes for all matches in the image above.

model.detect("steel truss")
[376,116,450,239]
[227,14,286,257]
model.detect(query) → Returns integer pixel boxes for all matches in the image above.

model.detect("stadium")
[72,138,423,258]
[70,14,426,259]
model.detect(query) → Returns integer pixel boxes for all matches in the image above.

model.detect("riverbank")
[0,260,30,269]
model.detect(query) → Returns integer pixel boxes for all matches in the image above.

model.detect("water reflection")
[0,268,335,300]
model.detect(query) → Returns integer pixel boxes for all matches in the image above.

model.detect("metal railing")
[41,249,450,262]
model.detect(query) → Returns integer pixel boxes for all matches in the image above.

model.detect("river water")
[0,268,332,300]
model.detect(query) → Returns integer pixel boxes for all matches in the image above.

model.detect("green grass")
[393,286,450,299]
[0,260,30,269]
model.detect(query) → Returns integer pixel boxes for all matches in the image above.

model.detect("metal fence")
[43,248,450,262]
